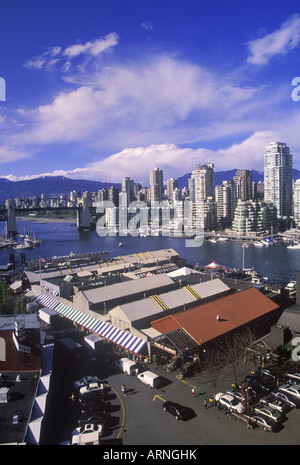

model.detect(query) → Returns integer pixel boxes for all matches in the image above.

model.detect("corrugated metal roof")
[115,278,230,322]
[81,274,174,304]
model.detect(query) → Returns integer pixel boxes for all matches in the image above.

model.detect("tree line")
[0,281,26,314]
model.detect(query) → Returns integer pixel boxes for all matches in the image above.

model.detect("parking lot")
[41,330,300,446]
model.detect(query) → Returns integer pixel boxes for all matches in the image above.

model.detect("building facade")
[264,142,293,217]
[150,167,164,202]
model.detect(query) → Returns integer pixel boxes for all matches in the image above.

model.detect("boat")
[253,241,264,247]
[218,237,228,242]
[13,241,32,250]
[287,243,300,250]
[208,238,218,243]
[285,281,297,290]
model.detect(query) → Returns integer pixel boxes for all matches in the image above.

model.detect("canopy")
[205,261,223,269]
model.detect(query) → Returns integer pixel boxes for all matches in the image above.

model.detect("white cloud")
[15,54,262,155]
[0,145,30,164]
[4,133,274,184]
[80,132,275,183]
[141,21,154,31]
[23,33,119,71]
[24,46,62,70]
[63,33,118,58]
[247,14,300,65]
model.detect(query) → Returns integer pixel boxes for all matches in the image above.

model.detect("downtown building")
[150,167,164,202]
[188,163,217,230]
[264,142,293,217]
[294,179,300,226]
[231,200,278,236]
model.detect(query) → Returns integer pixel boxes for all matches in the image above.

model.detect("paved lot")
[41,334,300,446]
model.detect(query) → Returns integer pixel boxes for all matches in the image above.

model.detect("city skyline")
[1,1,300,185]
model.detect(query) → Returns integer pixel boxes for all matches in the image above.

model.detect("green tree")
[0,281,15,314]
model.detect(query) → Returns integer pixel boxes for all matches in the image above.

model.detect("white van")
[115,357,138,375]
[137,370,161,388]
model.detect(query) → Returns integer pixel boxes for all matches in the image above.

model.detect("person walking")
[192,388,195,398]
[204,398,208,409]
[121,384,127,396]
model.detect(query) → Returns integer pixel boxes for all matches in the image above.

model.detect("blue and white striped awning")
[25,290,146,354]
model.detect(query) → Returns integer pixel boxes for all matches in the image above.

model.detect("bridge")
[0,198,91,236]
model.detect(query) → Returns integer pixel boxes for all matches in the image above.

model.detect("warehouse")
[150,287,282,360]
[108,278,231,331]
[72,273,176,313]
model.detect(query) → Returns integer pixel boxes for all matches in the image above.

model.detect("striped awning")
[25,290,146,354]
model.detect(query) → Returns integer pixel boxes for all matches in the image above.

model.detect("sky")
[1,0,300,186]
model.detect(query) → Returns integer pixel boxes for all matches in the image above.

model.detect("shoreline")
[16,216,76,224]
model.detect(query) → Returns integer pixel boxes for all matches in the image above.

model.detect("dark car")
[78,412,107,426]
[80,398,111,414]
[162,401,187,420]
[243,375,270,397]
[79,389,107,403]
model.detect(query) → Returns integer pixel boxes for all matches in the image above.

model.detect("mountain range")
[0,168,299,204]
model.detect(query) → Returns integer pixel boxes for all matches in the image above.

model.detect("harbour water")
[0,219,299,286]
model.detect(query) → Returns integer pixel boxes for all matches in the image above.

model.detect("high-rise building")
[233,169,253,201]
[294,179,300,226]
[232,200,277,236]
[121,177,134,207]
[166,178,178,201]
[215,180,235,226]
[264,142,293,217]
[189,163,215,203]
[150,167,164,202]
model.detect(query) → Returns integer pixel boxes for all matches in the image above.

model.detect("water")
[0,220,299,286]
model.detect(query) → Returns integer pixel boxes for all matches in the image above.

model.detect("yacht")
[253,241,264,247]
[287,243,300,250]
[285,281,297,290]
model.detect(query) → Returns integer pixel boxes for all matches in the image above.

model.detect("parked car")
[80,398,111,414]
[71,423,103,445]
[257,367,278,387]
[243,375,270,397]
[78,412,107,426]
[279,384,300,399]
[285,374,300,387]
[79,382,105,396]
[162,401,187,420]
[74,376,99,389]
[253,405,284,423]
[215,393,245,414]
[248,412,280,432]
[272,389,300,409]
[226,388,252,406]
[259,394,288,413]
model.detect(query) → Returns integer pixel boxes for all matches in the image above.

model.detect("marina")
[0,219,299,288]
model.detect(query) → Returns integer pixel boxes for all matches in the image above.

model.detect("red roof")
[151,287,279,345]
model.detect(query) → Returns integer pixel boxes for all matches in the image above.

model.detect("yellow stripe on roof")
[150,295,169,311]
[184,285,201,300]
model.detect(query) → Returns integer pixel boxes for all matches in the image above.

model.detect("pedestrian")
[121,384,127,396]
[192,388,195,398]
[204,398,208,409]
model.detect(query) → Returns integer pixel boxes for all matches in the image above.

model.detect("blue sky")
[1,0,300,185]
